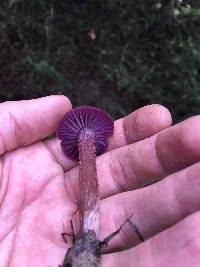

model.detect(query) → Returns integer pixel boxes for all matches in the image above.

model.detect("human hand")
[0,96,199,267]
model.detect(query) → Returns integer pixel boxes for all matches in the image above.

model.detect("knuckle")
[183,213,200,253]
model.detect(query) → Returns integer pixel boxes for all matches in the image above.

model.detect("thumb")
[0,95,71,155]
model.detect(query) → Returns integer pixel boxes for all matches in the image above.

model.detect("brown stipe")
[58,106,114,267]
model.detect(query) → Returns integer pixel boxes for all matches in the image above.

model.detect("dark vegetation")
[0,0,200,121]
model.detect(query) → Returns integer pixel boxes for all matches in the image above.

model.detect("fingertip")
[44,94,72,112]
[145,104,172,129]
[123,104,172,144]
[40,95,72,128]
[54,95,72,109]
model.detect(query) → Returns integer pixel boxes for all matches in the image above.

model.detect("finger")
[45,104,172,171]
[102,212,200,267]
[65,116,200,201]
[108,104,172,149]
[156,115,200,172]
[0,95,71,155]
[99,161,200,252]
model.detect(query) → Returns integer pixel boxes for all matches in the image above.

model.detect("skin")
[0,95,200,267]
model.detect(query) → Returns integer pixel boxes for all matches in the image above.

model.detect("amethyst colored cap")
[57,106,114,161]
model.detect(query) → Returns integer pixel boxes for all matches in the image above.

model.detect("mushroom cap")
[57,106,114,161]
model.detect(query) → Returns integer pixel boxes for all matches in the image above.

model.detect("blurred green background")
[0,0,200,121]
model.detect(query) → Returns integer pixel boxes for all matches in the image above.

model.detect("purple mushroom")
[58,106,114,267]
[58,106,114,161]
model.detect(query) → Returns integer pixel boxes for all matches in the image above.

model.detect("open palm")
[0,96,200,267]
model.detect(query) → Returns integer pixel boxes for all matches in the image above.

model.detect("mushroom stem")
[78,129,99,234]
